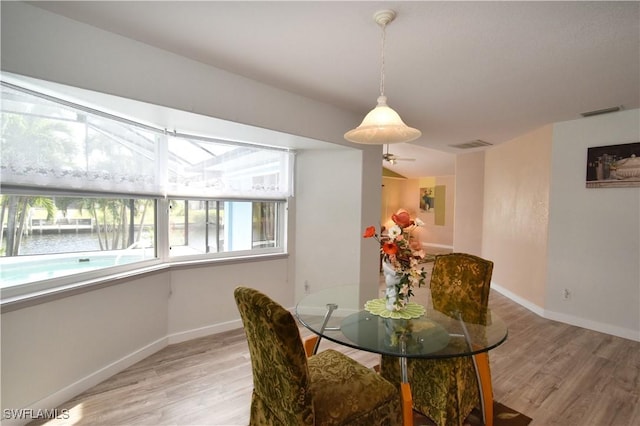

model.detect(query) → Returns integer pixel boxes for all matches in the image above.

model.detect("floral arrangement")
[363,210,428,310]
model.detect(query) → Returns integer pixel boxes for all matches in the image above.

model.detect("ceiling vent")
[580,106,623,117]
[449,139,493,149]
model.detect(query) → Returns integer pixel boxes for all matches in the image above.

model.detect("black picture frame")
[586,142,640,188]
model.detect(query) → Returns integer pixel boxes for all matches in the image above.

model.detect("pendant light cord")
[344,9,422,144]
[379,21,386,97]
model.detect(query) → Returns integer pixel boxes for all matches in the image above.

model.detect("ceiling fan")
[382,145,415,165]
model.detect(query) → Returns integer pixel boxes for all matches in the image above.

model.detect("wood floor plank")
[28,277,640,426]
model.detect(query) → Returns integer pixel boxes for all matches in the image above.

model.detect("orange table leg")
[303,335,318,358]
[400,382,414,426]
[473,352,493,426]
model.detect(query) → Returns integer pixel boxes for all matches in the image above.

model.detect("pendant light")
[344,10,421,145]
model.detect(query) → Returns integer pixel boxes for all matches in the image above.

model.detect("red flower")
[382,242,399,255]
[363,226,376,238]
[391,211,413,228]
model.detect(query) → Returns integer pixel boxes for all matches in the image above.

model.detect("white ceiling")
[28,1,640,178]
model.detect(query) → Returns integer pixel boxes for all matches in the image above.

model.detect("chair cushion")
[380,354,480,426]
[409,357,479,426]
[308,349,401,426]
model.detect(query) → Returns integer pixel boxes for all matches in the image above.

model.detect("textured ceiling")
[28,1,640,177]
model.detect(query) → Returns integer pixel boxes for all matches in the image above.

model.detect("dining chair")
[379,253,494,426]
[234,286,402,426]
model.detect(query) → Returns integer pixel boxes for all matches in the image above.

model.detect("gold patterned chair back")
[235,286,403,426]
[234,286,314,425]
[430,253,493,325]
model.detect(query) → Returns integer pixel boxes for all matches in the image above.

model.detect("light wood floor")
[30,280,639,426]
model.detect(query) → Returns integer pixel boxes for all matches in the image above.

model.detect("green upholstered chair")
[234,286,402,426]
[380,253,494,426]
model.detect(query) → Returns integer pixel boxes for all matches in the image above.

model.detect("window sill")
[0,253,289,313]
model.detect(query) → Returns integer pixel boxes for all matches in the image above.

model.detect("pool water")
[0,252,151,288]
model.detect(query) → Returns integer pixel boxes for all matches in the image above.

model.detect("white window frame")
[0,76,291,303]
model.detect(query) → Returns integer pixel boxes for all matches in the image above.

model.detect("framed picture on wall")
[586,142,640,188]
[419,186,446,225]
[419,187,434,212]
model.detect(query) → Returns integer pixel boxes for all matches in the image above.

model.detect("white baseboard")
[5,337,168,426]
[422,242,454,250]
[491,282,546,317]
[543,309,640,342]
[492,282,639,342]
[6,321,246,426]
[167,319,243,344]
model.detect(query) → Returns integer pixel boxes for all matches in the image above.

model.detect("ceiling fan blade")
[384,155,415,161]
[383,147,416,163]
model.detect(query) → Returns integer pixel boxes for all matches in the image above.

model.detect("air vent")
[581,106,623,117]
[449,139,493,149]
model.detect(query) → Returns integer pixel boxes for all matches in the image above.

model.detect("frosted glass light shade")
[344,96,421,144]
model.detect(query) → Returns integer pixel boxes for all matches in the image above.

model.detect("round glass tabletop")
[295,285,508,359]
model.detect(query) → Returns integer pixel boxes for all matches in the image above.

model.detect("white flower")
[388,225,402,239]
[414,218,425,227]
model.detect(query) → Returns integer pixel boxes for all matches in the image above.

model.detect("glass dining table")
[295,285,508,426]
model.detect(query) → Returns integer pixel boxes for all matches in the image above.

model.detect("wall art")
[586,142,640,188]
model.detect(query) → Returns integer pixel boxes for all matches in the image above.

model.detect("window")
[0,76,291,298]
[166,134,290,199]
[0,194,156,287]
[168,200,283,257]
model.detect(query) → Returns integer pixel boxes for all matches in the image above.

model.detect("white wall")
[295,149,363,295]
[358,148,385,302]
[295,148,382,303]
[483,125,553,309]
[0,2,383,417]
[1,273,171,411]
[482,111,640,341]
[546,109,640,340]
[0,2,359,148]
[453,151,485,255]
[167,259,291,342]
